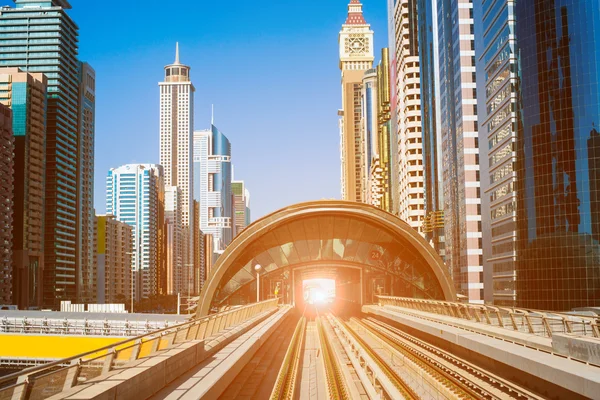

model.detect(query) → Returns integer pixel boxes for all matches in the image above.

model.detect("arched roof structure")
[197,201,455,317]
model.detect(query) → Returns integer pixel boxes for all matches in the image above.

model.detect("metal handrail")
[0,299,279,394]
[376,296,600,339]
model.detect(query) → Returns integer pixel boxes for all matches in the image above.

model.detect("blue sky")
[70,0,388,220]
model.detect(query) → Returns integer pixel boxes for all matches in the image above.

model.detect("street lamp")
[254,264,262,303]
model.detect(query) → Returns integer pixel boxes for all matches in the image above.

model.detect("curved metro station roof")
[197,201,455,317]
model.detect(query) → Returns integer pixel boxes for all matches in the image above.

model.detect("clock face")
[344,35,369,55]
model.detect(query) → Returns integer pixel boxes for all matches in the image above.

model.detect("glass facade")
[417,0,445,259]
[106,164,163,301]
[516,0,600,311]
[475,0,518,306]
[212,213,448,308]
[194,126,233,255]
[0,0,81,309]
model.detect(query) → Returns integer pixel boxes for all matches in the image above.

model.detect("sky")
[69,0,389,220]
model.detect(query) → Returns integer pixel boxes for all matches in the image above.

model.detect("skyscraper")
[193,200,204,295]
[106,164,163,301]
[159,43,195,292]
[95,215,132,305]
[0,68,47,309]
[338,0,374,202]
[417,0,445,259]
[231,180,251,237]
[474,0,517,306]
[515,0,600,311]
[0,105,13,305]
[389,0,426,231]
[165,186,183,295]
[0,0,81,309]
[194,126,233,254]
[375,49,393,213]
[437,0,483,303]
[77,62,96,304]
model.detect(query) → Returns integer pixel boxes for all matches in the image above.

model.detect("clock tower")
[338,0,374,202]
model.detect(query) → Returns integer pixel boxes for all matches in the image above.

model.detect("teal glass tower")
[0,0,81,308]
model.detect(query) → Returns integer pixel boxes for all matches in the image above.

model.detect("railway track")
[270,317,306,400]
[358,317,546,400]
[326,313,420,400]
[317,316,351,400]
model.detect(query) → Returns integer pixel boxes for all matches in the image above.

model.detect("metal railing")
[376,296,600,339]
[0,316,174,336]
[0,299,279,400]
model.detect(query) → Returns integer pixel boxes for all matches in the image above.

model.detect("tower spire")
[175,42,180,65]
[346,0,367,25]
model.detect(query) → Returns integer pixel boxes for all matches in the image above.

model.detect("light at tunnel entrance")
[303,278,335,305]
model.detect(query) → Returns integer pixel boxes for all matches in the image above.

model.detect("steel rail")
[334,315,420,400]
[269,316,306,400]
[362,317,546,400]
[317,316,350,400]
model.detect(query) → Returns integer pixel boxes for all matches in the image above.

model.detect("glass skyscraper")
[77,62,96,303]
[0,0,81,308]
[475,0,518,306]
[417,0,445,260]
[106,164,163,301]
[516,0,600,311]
[194,125,233,255]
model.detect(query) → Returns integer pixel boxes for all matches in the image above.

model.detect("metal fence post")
[102,348,116,375]
[62,359,81,391]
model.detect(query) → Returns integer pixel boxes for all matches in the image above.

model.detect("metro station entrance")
[197,201,456,317]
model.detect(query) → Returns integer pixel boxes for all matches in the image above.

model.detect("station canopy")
[197,201,455,316]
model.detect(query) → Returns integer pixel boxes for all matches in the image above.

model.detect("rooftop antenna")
[175,42,180,64]
[211,104,214,125]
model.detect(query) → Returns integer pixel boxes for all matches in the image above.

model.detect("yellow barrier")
[0,335,125,359]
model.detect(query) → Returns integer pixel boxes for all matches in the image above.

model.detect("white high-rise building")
[159,43,195,290]
[106,164,163,301]
[390,0,426,231]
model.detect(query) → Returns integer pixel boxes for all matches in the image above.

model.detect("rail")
[270,316,306,400]
[317,317,350,400]
[377,296,600,339]
[0,316,172,336]
[0,299,279,400]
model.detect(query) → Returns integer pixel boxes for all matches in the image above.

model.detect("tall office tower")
[0,0,80,309]
[77,62,96,303]
[515,0,600,311]
[159,43,195,291]
[193,126,233,255]
[106,164,163,301]
[417,0,445,258]
[338,0,374,202]
[474,0,517,306]
[231,181,251,237]
[0,68,47,309]
[193,201,204,295]
[437,0,483,303]
[203,233,214,283]
[165,186,183,295]
[95,215,132,305]
[376,50,393,213]
[0,105,13,304]
[155,185,167,296]
[389,1,426,231]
